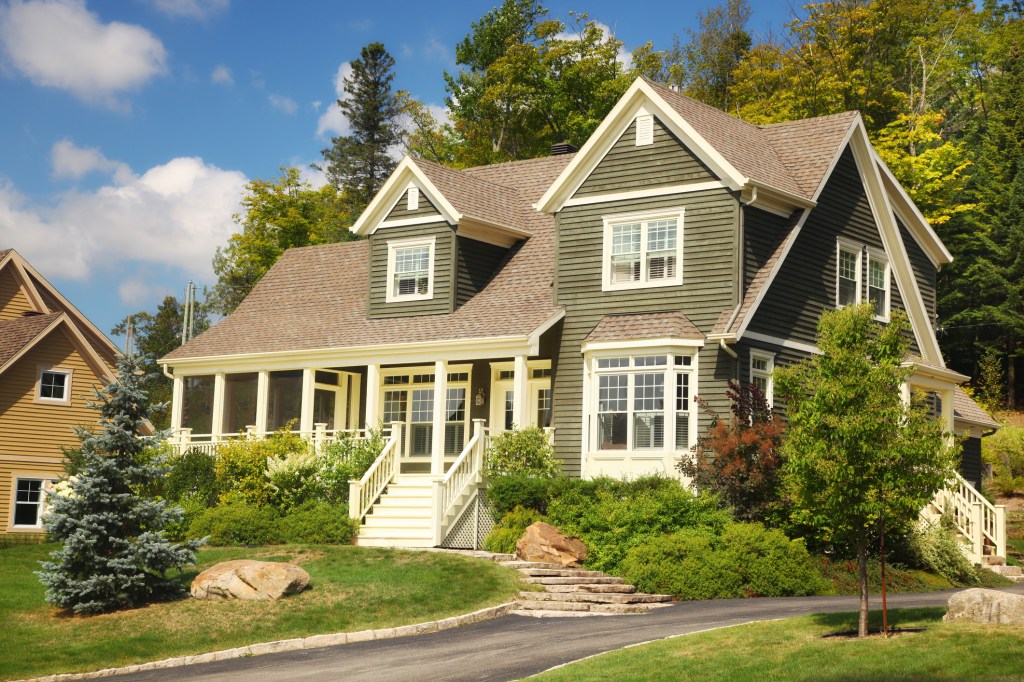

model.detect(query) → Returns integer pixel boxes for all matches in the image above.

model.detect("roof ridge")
[760,110,860,130]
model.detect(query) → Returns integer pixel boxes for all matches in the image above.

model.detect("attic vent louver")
[550,141,578,156]
[635,114,654,146]
[407,186,419,211]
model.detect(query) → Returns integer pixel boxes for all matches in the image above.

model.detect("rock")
[944,588,1024,625]
[516,522,587,567]
[191,560,310,601]
[987,555,1006,566]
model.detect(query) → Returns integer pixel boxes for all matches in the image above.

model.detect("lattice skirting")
[439,487,497,550]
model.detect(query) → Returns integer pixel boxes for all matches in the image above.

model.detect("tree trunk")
[880,515,888,637]
[1009,336,1016,410]
[858,530,869,638]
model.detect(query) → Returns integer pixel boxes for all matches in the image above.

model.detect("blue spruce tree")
[37,354,201,614]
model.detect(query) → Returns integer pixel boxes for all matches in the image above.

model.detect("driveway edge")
[22,602,518,682]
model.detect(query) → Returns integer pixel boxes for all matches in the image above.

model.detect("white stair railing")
[929,471,1007,562]
[348,422,403,523]
[432,419,487,545]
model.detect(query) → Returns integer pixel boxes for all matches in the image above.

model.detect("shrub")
[164,492,211,542]
[483,506,546,554]
[189,500,281,546]
[318,428,388,504]
[165,448,218,506]
[267,448,324,510]
[279,502,359,544]
[487,475,552,517]
[620,522,826,599]
[484,427,559,478]
[816,556,930,594]
[907,519,978,585]
[983,424,1024,495]
[214,427,307,506]
[545,476,731,573]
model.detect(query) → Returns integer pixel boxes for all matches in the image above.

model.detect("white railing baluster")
[433,419,487,545]
[927,470,1007,563]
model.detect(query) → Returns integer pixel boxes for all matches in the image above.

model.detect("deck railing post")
[245,425,257,439]
[472,419,486,479]
[432,478,444,547]
[349,481,361,520]
[313,422,327,453]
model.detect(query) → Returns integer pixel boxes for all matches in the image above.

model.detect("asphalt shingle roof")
[585,311,704,344]
[0,312,62,368]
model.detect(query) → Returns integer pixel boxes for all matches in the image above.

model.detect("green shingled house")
[161,78,1004,559]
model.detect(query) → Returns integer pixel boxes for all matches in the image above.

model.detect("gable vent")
[635,114,654,146]
[550,141,578,156]
[407,186,419,211]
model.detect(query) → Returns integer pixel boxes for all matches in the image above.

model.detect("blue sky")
[0,0,793,347]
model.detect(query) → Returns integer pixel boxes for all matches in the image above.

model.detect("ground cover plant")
[0,543,524,681]
[531,608,1024,682]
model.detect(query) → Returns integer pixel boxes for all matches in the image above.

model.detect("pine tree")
[319,43,402,217]
[37,354,201,615]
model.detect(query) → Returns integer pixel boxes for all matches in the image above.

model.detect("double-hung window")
[37,367,71,405]
[867,249,890,320]
[12,478,49,528]
[593,353,694,452]
[386,237,434,302]
[749,351,774,407]
[836,240,861,308]
[603,210,684,290]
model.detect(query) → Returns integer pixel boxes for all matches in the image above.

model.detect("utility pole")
[125,315,135,356]
[181,280,196,345]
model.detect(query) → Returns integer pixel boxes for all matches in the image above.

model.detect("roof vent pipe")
[550,141,578,156]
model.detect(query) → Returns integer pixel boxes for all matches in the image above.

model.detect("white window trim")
[489,360,552,433]
[385,236,436,303]
[866,246,891,322]
[601,208,684,292]
[835,238,863,308]
[749,350,775,408]
[9,475,54,530]
[35,365,72,406]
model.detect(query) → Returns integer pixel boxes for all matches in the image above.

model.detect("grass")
[531,607,1024,681]
[0,543,524,681]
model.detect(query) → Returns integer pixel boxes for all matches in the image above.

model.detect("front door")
[379,368,470,472]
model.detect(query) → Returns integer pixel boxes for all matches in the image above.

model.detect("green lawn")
[531,607,1024,681]
[0,543,523,681]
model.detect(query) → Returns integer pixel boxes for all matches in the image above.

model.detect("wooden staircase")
[356,475,435,548]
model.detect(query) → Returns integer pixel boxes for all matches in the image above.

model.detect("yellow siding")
[0,267,35,320]
[0,328,110,532]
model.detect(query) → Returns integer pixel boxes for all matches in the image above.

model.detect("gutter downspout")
[161,363,173,379]
[719,338,738,359]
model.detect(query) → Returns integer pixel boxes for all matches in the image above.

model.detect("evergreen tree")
[37,354,201,615]
[319,43,402,216]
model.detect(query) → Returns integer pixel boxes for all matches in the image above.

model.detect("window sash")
[606,215,680,288]
[595,361,692,452]
[391,244,431,298]
[868,256,888,318]
[13,479,45,527]
[39,371,68,401]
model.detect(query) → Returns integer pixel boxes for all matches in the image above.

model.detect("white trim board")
[562,181,727,207]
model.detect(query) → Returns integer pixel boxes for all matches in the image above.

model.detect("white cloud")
[51,139,134,184]
[422,37,451,63]
[316,61,352,137]
[555,21,631,66]
[0,155,247,282]
[268,94,298,115]
[118,278,172,306]
[0,0,167,109]
[297,163,328,189]
[210,64,233,85]
[147,0,229,21]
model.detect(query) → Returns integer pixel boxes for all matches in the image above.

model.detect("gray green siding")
[959,436,982,490]
[385,189,440,221]
[573,118,716,198]
[745,147,919,352]
[551,187,740,475]
[744,206,789,288]
[367,221,455,318]
[455,237,510,308]
[899,219,937,321]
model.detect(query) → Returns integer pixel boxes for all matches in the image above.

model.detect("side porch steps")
[355,475,435,548]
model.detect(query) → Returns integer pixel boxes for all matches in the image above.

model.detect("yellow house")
[0,249,118,535]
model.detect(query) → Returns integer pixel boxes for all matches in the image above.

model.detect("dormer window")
[602,210,684,291]
[386,237,434,302]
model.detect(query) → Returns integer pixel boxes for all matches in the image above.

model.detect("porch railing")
[348,422,403,523]
[926,470,1007,562]
[433,419,488,545]
[166,424,372,456]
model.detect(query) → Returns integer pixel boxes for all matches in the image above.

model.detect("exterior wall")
[745,147,919,353]
[551,186,740,476]
[899,219,937,322]
[573,118,716,197]
[0,268,34,321]
[455,237,509,308]
[0,329,108,532]
[744,206,789,288]
[367,221,455,318]
[959,436,983,490]
[385,188,440,221]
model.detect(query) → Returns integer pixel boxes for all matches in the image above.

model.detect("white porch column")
[431,359,448,476]
[255,370,269,434]
[512,355,529,429]
[299,368,315,435]
[211,373,225,440]
[940,386,955,436]
[365,364,380,428]
[170,374,184,433]
[348,373,361,430]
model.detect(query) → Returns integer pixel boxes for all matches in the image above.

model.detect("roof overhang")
[0,313,115,385]
[904,361,969,387]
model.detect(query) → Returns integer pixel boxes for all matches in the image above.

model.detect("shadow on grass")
[809,606,946,632]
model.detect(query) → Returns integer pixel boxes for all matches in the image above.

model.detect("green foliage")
[620,522,826,599]
[678,381,785,522]
[484,427,560,478]
[815,557,931,595]
[278,503,360,545]
[210,167,352,315]
[545,476,731,574]
[974,348,1007,414]
[982,423,1024,495]
[37,355,201,614]
[164,448,218,506]
[213,427,306,507]
[483,506,546,554]
[486,474,553,517]
[318,428,387,503]
[188,502,282,546]
[907,519,978,585]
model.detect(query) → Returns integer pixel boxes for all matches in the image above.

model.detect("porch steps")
[985,565,1024,583]
[498,561,672,617]
[355,475,435,548]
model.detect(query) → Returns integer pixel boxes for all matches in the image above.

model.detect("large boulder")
[516,522,587,567]
[191,560,310,601]
[944,588,1024,625]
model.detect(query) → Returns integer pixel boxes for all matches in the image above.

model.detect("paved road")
[115,585,1024,682]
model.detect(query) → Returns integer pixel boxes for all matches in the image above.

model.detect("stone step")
[516,600,664,615]
[988,565,1023,577]
[522,576,625,586]
[541,583,637,594]
[517,568,607,578]
[518,591,671,604]
[499,561,567,570]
